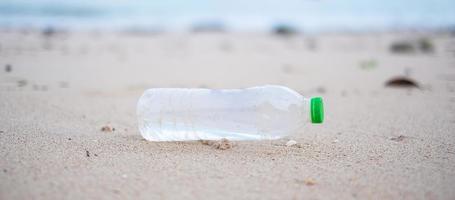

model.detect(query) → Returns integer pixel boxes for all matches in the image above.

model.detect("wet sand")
[1,30,455,199]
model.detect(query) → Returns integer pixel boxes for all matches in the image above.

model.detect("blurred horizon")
[1,0,455,32]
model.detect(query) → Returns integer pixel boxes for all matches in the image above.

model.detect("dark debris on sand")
[385,77,419,88]
[5,64,12,72]
[390,135,407,142]
[101,125,115,132]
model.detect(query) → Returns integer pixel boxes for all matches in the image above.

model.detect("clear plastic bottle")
[137,85,323,141]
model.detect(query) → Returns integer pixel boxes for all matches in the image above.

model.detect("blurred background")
[1,0,455,32]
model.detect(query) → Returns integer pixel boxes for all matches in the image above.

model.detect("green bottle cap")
[310,97,324,123]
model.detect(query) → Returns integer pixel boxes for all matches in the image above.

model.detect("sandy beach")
[1,29,455,199]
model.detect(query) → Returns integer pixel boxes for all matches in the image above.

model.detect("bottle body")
[137,85,310,141]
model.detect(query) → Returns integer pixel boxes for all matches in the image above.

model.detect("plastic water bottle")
[137,85,324,141]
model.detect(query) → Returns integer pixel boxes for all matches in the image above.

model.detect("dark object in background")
[5,64,11,72]
[390,41,415,53]
[385,77,419,88]
[42,26,56,37]
[273,24,298,36]
[390,38,434,54]
[41,26,69,40]
[417,38,434,53]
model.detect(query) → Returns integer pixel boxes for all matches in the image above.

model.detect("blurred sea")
[0,0,454,32]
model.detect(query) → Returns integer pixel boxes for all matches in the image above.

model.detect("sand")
[1,30,455,199]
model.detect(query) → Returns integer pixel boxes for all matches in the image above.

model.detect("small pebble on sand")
[200,140,211,145]
[216,138,233,150]
[304,178,317,186]
[201,138,234,150]
[101,125,114,132]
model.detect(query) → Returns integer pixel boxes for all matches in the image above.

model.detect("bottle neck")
[301,98,311,124]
